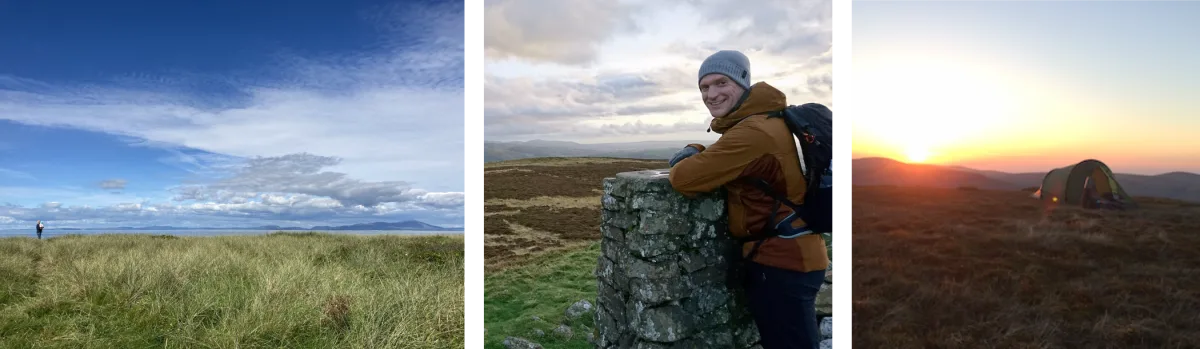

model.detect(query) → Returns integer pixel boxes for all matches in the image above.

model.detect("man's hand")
[669,144,704,167]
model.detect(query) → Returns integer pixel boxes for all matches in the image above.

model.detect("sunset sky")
[853,1,1200,175]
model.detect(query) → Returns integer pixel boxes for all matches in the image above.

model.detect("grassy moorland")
[483,158,664,347]
[482,157,833,348]
[853,185,1200,348]
[484,243,600,348]
[483,157,666,271]
[0,232,463,349]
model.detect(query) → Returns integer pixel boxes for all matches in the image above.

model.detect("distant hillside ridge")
[312,221,459,231]
[485,140,711,162]
[852,157,1200,203]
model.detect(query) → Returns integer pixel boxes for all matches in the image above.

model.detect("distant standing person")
[36,220,44,239]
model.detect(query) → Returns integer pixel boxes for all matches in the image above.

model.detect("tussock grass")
[0,232,463,348]
[853,186,1200,348]
[485,243,599,349]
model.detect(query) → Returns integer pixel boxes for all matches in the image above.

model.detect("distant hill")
[852,157,1017,190]
[69,220,461,231]
[311,221,455,231]
[852,157,1200,203]
[485,140,710,163]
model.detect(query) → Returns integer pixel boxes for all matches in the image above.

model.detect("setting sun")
[906,146,930,163]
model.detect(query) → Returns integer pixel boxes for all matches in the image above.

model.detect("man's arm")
[668,125,771,197]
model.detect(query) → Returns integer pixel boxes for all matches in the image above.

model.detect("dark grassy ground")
[484,157,666,271]
[852,185,1200,348]
[483,158,666,347]
[0,232,463,348]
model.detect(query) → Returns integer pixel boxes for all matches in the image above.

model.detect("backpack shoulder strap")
[747,177,802,211]
[742,176,816,260]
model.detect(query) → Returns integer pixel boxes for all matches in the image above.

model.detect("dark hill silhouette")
[1106,172,1200,202]
[851,157,1016,189]
[852,157,1200,203]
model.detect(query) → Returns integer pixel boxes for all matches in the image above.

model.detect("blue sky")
[853,1,1200,174]
[0,0,464,229]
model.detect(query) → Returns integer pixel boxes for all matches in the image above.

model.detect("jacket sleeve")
[668,124,771,197]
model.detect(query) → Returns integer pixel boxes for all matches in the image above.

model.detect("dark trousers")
[36,229,42,239]
[744,262,825,349]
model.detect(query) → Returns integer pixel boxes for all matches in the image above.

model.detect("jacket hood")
[709,82,787,134]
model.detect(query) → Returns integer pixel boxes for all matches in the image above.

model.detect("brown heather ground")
[484,157,668,348]
[852,185,1200,348]
[483,157,667,271]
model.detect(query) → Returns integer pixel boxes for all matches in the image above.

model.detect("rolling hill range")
[853,157,1200,203]
[484,140,710,163]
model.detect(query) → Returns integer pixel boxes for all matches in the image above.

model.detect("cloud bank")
[484,0,832,143]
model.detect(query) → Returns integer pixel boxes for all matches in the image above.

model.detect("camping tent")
[1033,159,1137,209]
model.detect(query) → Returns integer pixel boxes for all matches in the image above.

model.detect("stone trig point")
[594,169,834,348]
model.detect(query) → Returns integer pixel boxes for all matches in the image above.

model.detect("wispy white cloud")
[170,153,454,209]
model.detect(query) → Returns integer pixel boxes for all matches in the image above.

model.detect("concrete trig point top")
[594,169,761,348]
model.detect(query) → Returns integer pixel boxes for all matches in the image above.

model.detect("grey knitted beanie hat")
[698,50,751,90]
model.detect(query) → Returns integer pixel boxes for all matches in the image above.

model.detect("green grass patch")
[484,243,600,349]
[0,232,463,348]
[483,233,831,349]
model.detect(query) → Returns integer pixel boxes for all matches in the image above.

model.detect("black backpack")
[742,103,833,256]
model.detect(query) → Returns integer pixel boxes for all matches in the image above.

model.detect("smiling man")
[667,50,830,349]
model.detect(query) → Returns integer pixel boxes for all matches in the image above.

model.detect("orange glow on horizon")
[852,7,1200,176]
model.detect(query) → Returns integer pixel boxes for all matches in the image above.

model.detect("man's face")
[699,74,745,118]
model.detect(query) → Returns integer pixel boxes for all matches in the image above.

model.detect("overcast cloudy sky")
[484,0,832,144]
[0,0,464,229]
